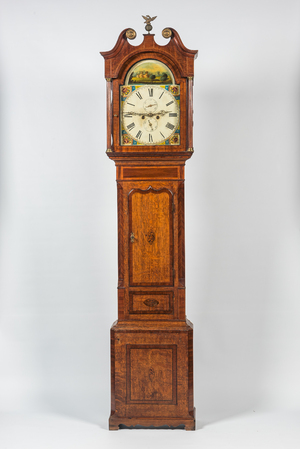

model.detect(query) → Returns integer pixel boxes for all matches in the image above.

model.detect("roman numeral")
[159,91,165,99]
[136,130,142,140]
[136,91,143,100]
[166,122,175,130]
[166,100,174,107]
[127,102,135,107]
[127,122,135,131]
[160,132,165,139]
[148,88,153,97]
[149,134,153,143]
[169,113,177,117]
[124,113,132,118]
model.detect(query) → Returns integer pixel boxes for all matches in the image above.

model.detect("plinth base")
[109,408,196,430]
[109,320,195,431]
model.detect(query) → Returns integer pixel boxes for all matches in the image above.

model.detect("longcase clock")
[101,18,197,430]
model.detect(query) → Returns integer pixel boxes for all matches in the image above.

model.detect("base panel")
[109,320,194,431]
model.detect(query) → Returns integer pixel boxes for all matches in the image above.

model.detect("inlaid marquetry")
[126,345,177,404]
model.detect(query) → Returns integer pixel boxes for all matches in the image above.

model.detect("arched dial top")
[121,85,180,146]
[125,59,175,85]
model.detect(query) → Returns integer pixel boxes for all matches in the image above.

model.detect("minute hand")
[122,111,158,117]
[122,111,144,116]
[122,110,172,117]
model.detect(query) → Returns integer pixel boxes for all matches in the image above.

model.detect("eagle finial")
[142,15,157,33]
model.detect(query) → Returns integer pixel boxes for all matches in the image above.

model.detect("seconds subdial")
[143,98,158,113]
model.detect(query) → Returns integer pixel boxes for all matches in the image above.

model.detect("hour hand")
[155,110,172,116]
[123,111,154,118]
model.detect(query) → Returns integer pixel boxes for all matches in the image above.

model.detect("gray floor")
[1,410,299,449]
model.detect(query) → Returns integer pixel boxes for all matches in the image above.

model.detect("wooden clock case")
[101,27,197,430]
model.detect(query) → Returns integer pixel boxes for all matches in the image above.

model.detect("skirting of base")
[109,409,196,431]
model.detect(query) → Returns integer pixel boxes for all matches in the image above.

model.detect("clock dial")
[121,85,179,145]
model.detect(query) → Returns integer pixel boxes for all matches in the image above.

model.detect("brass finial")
[162,28,172,39]
[142,15,157,33]
[126,29,136,40]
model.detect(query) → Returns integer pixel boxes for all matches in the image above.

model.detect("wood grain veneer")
[101,26,197,431]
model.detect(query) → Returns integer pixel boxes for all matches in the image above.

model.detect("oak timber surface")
[102,26,197,431]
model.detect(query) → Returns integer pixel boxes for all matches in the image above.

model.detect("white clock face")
[121,85,179,145]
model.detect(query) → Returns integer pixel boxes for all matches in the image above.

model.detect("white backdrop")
[0,0,300,446]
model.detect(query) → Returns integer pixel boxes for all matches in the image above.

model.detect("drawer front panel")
[129,291,173,314]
